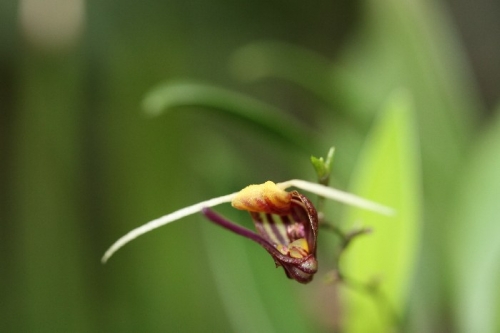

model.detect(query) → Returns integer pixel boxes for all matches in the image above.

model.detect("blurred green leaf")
[330,2,481,328]
[340,90,421,332]
[229,41,333,105]
[142,81,314,150]
[449,106,500,333]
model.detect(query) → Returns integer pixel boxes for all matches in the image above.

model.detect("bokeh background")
[1,0,500,332]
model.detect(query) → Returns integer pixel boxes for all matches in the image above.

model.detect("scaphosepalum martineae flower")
[102,149,393,284]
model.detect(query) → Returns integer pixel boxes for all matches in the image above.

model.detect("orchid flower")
[102,179,394,283]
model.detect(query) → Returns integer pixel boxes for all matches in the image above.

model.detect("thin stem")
[321,222,372,270]
[320,222,348,243]
[315,194,327,216]
[321,218,399,330]
[339,274,402,330]
[315,173,330,213]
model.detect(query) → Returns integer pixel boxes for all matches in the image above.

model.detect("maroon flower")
[102,179,393,284]
[202,181,318,283]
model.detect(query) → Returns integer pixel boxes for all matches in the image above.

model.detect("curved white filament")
[102,179,394,263]
[101,193,236,263]
[277,179,395,216]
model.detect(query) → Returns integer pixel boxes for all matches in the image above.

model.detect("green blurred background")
[1,0,500,332]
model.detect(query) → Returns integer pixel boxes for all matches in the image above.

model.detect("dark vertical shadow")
[0,52,19,333]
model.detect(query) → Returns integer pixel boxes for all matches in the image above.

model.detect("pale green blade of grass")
[341,91,422,333]
[448,105,500,333]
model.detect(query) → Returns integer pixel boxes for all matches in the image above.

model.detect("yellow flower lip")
[277,238,310,258]
[231,181,291,214]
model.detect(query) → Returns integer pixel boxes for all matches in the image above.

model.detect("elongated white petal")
[101,193,236,263]
[277,179,395,216]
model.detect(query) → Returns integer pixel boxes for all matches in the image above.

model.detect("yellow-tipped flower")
[102,179,394,283]
[231,181,291,214]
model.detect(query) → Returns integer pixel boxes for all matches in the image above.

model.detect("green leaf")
[340,90,422,332]
[229,41,333,105]
[448,106,500,333]
[142,81,314,150]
